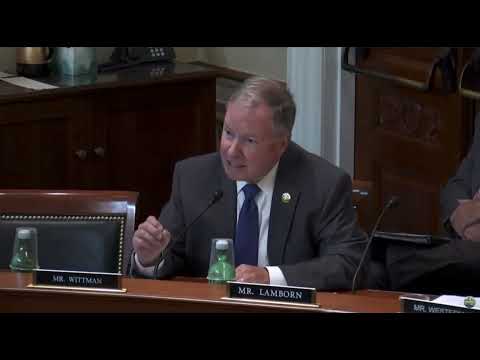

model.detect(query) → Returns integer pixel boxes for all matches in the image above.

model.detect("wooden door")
[348,47,475,234]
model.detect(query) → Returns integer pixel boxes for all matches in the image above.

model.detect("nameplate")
[225,282,317,306]
[29,269,126,293]
[400,296,480,313]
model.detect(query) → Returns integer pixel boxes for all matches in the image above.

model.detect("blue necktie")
[235,184,261,266]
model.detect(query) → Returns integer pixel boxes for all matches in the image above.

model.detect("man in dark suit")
[386,114,480,295]
[131,76,368,290]
[441,114,480,240]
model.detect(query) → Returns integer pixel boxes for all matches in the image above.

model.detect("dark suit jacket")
[386,114,480,295]
[441,113,480,236]
[156,141,367,290]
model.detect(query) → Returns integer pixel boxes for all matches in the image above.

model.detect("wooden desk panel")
[0,271,402,313]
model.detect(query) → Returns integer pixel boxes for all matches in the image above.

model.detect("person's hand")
[463,222,480,241]
[132,216,171,267]
[450,199,480,238]
[235,264,270,284]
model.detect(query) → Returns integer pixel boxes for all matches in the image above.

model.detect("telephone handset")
[99,47,176,72]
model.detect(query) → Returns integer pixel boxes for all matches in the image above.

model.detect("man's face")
[220,100,288,183]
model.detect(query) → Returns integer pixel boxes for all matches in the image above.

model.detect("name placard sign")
[224,281,318,307]
[400,296,480,313]
[29,269,126,293]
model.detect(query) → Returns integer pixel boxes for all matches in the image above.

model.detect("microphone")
[351,195,399,293]
[152,189,224,279]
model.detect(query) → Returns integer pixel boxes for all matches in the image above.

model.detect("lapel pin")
[281,192,291,204]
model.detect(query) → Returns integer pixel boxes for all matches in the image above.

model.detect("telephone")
[98,47,176,72]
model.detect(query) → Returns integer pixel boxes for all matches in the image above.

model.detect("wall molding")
[287,47,355,175]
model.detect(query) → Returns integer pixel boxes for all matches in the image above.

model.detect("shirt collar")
[236,162,279,197]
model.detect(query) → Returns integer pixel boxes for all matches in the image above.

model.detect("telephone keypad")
[149,47,167,58]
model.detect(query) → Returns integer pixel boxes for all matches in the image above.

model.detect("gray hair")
[228,76,296,136]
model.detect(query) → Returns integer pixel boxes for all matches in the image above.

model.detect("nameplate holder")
[223,281,318,307]
[400,295,480,313]
[28,269,126,293]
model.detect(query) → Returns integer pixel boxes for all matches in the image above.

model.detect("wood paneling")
[353,48,475,234]
[0,62,217,225]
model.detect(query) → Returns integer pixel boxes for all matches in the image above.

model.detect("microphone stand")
[152,190,224,279]
[351,196,399,293]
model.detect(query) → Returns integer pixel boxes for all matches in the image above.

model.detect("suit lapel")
[267,143,301,265]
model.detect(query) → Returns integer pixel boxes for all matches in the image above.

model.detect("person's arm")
[279,173,367,291]
[440,154,474,236]
[440,121,480,236]
[234,264,287,285]
[131,162,187,279]
[133,253,164,277]
[130,215,171,278]
[265,266,287,285]
[460,192,480,241]
[154,161,189,278]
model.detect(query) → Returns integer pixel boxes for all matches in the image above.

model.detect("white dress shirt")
[235,163,287,286]
[135,163,288,286]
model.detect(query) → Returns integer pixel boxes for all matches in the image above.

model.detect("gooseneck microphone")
[152,190,224,279]
[351,196,399,293]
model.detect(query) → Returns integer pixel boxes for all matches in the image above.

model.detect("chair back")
[0,189,138,274]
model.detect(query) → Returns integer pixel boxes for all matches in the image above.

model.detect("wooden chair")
[0,189,138,274]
